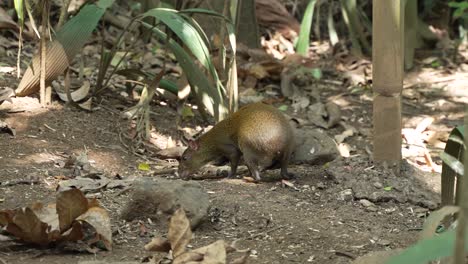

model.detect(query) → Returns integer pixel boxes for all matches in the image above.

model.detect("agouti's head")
[178,140,206,179]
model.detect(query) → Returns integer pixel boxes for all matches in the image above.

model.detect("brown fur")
[178,102,294,181]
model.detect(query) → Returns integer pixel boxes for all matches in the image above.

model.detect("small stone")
[359,199,374,207]
[378,239,391,246]
[317,182,327,189]
[339,189,353,201]
[373,182,383,189]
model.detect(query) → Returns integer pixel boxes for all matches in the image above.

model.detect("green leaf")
[14,0,24,25]
[138,162,150,171]
[440,152,464,176]
[141,22,227,120]
[278,105,288,111]
[138,8,217,82]
[431,60,441,68]
[385,229,468,264]
[383,186,392,191]
[181,105,195,119]
[296,0,317,55]
[179,8,231,22]
[419,206,459,240]
[310,68,322,80]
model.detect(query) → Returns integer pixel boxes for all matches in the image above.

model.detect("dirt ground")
[1,61,462,264]
[0,15,467,262]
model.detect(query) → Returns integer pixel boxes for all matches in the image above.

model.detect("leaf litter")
[0,188,112,251]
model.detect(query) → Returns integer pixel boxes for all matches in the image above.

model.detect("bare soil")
[0,81,454,264]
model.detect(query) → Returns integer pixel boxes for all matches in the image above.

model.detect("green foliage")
[385,227,462,264]
[13,0,24,25]
[449,1,468,20]
[442,125,465,184]
[296,0,317,55]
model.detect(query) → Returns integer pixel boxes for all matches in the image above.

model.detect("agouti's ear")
[188,140,199,151]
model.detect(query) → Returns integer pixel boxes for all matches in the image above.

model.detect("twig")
[249,225,286,239]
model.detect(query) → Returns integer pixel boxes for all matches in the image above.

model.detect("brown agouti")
[178,102,295,181]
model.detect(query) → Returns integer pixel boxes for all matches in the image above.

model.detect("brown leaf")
[76,206,112,250]
[56,188,89,232]
[199,240,226,264]
[5,207,50,245]
[145,237,172,252]
[173,251,204,264]
[168,208,192,258]
[30,202,59,233]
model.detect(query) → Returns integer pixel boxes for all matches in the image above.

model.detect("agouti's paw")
[281,172,295,180]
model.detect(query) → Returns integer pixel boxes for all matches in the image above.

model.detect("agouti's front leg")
[220,145,242,178]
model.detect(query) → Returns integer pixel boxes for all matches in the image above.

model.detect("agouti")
[178,102,295,181]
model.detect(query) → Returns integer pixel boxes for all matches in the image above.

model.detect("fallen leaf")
[145,237,172,252]
[55,81,90,102]
[56,189,89,232]
[138,162,150,171]
[168,208,192,258]
[76,206,112,250]
[199,240,226,264]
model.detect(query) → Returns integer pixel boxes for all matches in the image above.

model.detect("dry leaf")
[173,251,204,264]
[56,188,89,232]
[168,208,192,258]
[76,206,113,250]
[55,81,91,102]
[145,237,171,252]
[4,207,51,245]
[199,240,226,264]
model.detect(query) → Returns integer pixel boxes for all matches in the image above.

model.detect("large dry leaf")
[144,237,172,252]
[5,207,51,245]
[16,40,70,96]
[200,240,226,264]
[57,188,89,232]
[168,208,192,258]
[76,206,112,250]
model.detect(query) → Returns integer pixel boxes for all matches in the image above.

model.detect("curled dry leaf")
[55,81,91,102]
[76,206,113,250]
[168,208,192,258]
[144,237,171,252]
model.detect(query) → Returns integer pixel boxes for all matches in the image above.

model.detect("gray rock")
[359,199,374,207]
[339,189,353,201]
[121,178,210,228]
[373,182,383,189]
[291,129,338,165]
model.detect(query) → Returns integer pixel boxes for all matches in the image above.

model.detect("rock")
[377,239,391,246]
[121,178,210,228]
[359,199,374,207]
[339,189,353,201]
[373,182,383,189]
[316,182,327,190]
[291,129,338,165]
